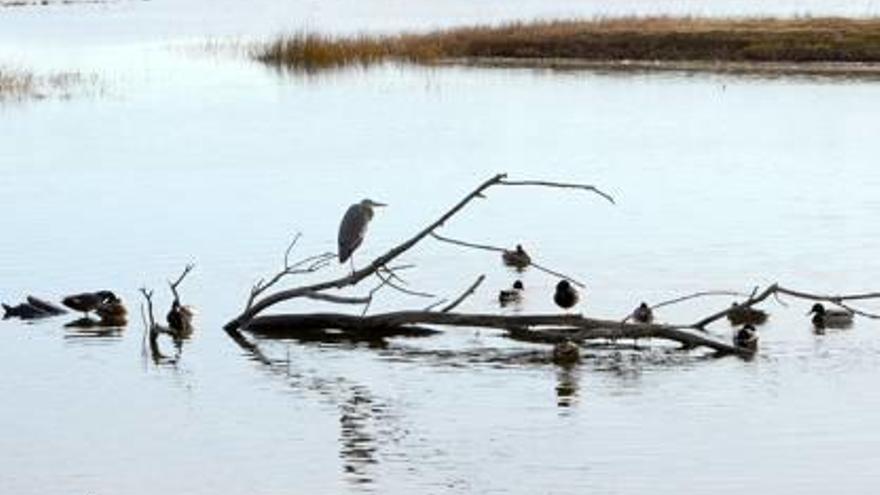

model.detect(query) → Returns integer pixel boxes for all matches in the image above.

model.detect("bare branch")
[168,263,195,303]
[431,232,586,288]
[652,290,750,311]
[375,270,435,298]
[498,179,616,204]
[302,293,371,305]
[441,275,486,313]
[430,232,504,252]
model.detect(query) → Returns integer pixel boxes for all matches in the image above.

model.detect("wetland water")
[3,1,880,493]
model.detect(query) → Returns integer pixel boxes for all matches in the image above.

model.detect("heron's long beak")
[372,201,388,207]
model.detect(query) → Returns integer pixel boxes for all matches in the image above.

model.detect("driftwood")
[244,311,748,355]
[224,173,880,359]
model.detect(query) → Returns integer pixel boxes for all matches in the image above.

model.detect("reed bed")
[256,17,880,71]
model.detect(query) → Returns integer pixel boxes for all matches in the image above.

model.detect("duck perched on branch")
[95,297,127,327]
[808,303,853,329]
[727,302,768,325]
[502,244,531,269]
[167,300,195,338]
[632,302,653,324]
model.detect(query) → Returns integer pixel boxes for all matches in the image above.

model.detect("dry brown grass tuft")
[255,17,880,71]
[0,67,97,102]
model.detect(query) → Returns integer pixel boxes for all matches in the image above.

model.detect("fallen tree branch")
[441,275,486,312]
[692,283,880,329]
[243,310,746,356]
[225,173,612,330]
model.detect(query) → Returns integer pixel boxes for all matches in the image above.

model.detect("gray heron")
[338,198,387,272]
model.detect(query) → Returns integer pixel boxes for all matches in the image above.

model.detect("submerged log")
[244,310,747,355]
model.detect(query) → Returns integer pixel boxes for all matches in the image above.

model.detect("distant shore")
[255,17,880,75]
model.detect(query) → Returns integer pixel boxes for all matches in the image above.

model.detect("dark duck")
[632,302,653,324]
[553,280,579,311]
[62,290,118,317]
[502,244,531,269]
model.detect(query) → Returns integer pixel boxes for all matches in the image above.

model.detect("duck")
[94,297,127,327]
[633,302,653,324]
[552,340,580,365]
[26,296,66,316]
[502,244,531,269]
[808,303,854,329]
[726,302,768,326]
[733,324,759,349]
[553,280,579,310]
[498,280,524,306]
[2,301,51,320]
[62,290,118,317]
[166,299,194,338]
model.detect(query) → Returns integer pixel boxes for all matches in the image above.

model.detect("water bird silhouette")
[553,280,578,310]
[727,302,768,325]
[502,244,531,269]
[808,303,853,329]
[633,302,653,324]
[733,324,759,349]
[498,280,524,306]
[62,290,118,317]
[338,199,387,272]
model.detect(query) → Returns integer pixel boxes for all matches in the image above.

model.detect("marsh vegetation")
[0,67,95,102]
[257,17,880,73]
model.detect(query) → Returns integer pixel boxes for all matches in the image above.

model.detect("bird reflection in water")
[339,385,380,485]
[555,364,580,408]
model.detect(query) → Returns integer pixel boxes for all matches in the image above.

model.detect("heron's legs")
[349,257,355,276]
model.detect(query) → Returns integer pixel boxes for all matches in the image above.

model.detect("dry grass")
[256,17,880,71]
[0,67,96,102]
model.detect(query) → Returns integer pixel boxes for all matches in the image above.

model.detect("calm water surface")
[3,1,880,494]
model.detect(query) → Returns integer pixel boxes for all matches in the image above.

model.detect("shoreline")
[436,57,880,78]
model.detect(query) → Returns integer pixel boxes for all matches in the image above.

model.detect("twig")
[430,232,586,288]
[441,275,486,312]
[498,179,616,204]
[168,263,195,303]
[430,232,504,252]
[375,270,435,298]
[651,290,750,311]
[302,293,371,305]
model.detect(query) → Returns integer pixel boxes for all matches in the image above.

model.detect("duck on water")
[808,303,854,329]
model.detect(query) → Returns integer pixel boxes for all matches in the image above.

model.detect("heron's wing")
[338,204,367,263]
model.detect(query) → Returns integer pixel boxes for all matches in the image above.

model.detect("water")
[3,1,880,493]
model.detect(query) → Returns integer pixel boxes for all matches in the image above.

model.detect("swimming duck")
[166,300,194,338]
[808,303,853,329]
[62,290,118,317]
[552,340,580,365]
[726,302,768,326]
[633,302,653,324]
[26,296,66,316]
[553,280,579,310]
[498,280,524,306]
[2,301,50,320]
[733,324,759,349]
[502,244,531,269]
[94,297,127,327]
